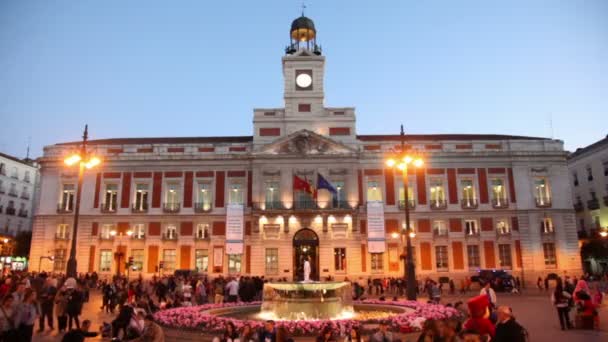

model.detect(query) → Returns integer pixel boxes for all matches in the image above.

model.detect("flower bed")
[154,300,460,335]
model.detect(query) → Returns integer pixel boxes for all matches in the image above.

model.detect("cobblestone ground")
[33,289,607,341]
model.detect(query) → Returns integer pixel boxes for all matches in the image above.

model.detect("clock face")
[296,73,312,88]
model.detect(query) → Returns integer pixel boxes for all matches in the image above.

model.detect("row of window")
[0,199,29,218]
[0,180,31,199]
[572,161,608,186]
[0,164,32,183]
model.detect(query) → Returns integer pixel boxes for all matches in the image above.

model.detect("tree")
[14,230,32,257]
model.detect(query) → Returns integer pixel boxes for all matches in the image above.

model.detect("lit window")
[103,184,118,211]
[496,219,510,235]
[586,166,593,181]
[465,220,479,235]
[195,249,209,273]
[59,184,75,211]
[228,254,242,273]
[229,183,243,204]
[429,179,445,204]
[56,224,69,239]
[132,223,145,239]
[543,243,557,267]
[498,244,512,269]
[367,181,382,202]
[265,181,280,207]
[196,223,209,239]
[197,183,212,210]
[371,253,384,271]
[334,247,346,272]
[100,224,115,239]
[433,220,447,236]
[53,249,67,272]
[467,245,480,268]
[134,183,149,211]
[130,249,144,271]
[460,179,476,202]
[99,250,113,272]
[162,249,177,273]
[165,183,181,205]
[491,178,507,206]
[332,180,346,208]
[398,181,415,207]
[534,178,551,205]
[435,246,449,271]
[541,217,554,234]
[165,224,177,239]
[265,248,279,275]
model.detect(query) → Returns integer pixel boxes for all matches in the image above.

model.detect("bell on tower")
[286,13,322,55]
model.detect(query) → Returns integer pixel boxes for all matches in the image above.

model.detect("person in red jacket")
[463,295,495,339]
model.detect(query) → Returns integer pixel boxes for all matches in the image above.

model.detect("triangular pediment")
[255,130,357,156]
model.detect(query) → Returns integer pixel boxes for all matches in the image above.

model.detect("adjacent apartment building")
[0,152,40,236]
[30,15,581,284]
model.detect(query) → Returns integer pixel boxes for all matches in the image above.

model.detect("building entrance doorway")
[293,228,319,281]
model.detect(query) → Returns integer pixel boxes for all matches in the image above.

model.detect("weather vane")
[301,1,306,16]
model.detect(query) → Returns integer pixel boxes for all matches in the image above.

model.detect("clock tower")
[253,15,356,146]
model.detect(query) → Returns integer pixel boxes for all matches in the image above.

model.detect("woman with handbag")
[0,296,18,342]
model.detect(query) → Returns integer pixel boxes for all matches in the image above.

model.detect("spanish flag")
[293,175,315,195]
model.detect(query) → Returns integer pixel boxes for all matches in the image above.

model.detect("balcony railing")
[293,200,319,210]
[496,229,511,237]
[194,232,210,240]
[131,203,149,213]
[535,197,552,208]
[101,202,117,213]
[57,203,74,213]
[194,202,213,213]
[17,210,28,218]
[8,191,18,197]
[398,199,416,210]
[433,230,448,237]
[253,200,356,211]
[574,202,584,212]
[430,199,447,210]
[5,207,16,216]
[461,198,478,209]
[20,193,30,200]
[163,202,181,213]
[541,228,555,235]
[99,234,114,241]
[131,234,146,240]
[491,197,509,209]
[10,174,18,180]
[55,233,70,240]
[587,199,600,211]
[465,229,480,238]
[162,232,178,241]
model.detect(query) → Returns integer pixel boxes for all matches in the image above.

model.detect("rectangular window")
[334,247,346,272]
[543,243,557,267]
[491,178,507,202]
[398,181,415,207]
[195,249,209,273]
[465,219,479,235]
[603,161,608,176]
[496,219,510,235]
[100,224,115,239]
[196,223,209,239]
[56,224,69,239]
[541,217,554,234]
[130,249,144,271]
[367,180,382,202]
[196,182,212,210]
[165,224,178,239]
[534,177,551,205]
[132,223,145,239]
[498,244,512,269]
[433,220,448,236]
[163,249,177,273]
[435,246,449,271]
[460,179,476,202]
[586,166,593,181]
[228,254,242,273]
[165,183,181,205]
[573,172,579,186]
[265,248,279,275]
[134,183,149,211]
[60,184,75,211]
[53,248,67,272]
[371,253,384,271]
[332,180,346,207]
[467,245,480,268]
[104,184,118,211]
[229,183,244,204]
[100,250,113,272]
[24,171,30,183]
[265,181,280,207]
[429,179,446,204]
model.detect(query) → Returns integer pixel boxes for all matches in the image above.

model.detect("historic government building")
[30,15,581,285]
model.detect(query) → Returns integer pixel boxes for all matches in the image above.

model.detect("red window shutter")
[180,222,193,236]
[246,245,251,273]
[196,171,214,178]
[120,172,132,208]
[152,172,162,208]
[164,171,183,178]
[180,246,191,269]
[418,219,431,233]
[148,222,161,236]
[117,222,129,234]
[384,169,395,205]
[511,217,519,231]
[103,172,121,179]
[227,171,246,177]
[416,168,427,205]
[457,168,475,174]
[212,221,226,235]
[183,171,193,208]
[426,168,445,175]
[385,219,399,234]
[88,246,96,273]
[488,168,506,174]
[329,127,350,136]
[247,171,253,207]
[447,168,458,204]
[481,217,494,231]
[93,173,101,208]
[452,242,464,270]
[508,168,517,203]
[357,170,363,205]
[168,147,184,153]
[361,244,367,272]
[477,168,489,204]
[147,246,158,273]
[360,220,367,234]
[91,222,98,236]
[420,242,432,270]
[215,171,225,208]
[484,241,496,268]
[514,240,523,268]
[449,218,462,232]
[245,221,252,236]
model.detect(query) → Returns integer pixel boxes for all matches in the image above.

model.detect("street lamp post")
[64,125,101,278]
[386,125,424,300]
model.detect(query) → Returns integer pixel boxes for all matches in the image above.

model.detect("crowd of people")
[0,270,604,342]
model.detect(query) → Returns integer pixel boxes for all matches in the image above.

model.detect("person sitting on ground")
[258,320,276,342]
[369,321,393,342]
[132,314,165,342]
[61,319,98,342]
[493,306,527,342]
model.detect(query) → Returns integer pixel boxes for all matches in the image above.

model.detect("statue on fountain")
[303,256,312,282]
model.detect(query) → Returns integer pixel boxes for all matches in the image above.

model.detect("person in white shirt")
[480,282,497,310]
[225,278,239,303]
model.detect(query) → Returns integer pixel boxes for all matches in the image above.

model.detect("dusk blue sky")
[1,0,606,158]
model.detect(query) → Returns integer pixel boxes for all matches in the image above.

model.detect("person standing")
[38,277,57,332]
[55,287,69,333]
[551,281,572,330]
[303,256,311,282]
[65,279,83,330]
[480,282,497,312]
[225,278,239,303]
[15,289,38,342]
[0,295,17,341]
[493,306,527,342]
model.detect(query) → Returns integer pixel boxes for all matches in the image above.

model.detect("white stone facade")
[29,17,581,285]
[0,153,40,236]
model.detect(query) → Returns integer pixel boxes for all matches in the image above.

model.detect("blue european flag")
[317,174,337,195]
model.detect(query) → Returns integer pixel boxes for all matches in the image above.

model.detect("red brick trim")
[168,147,184,153]
[164,171,183,178]
[329,127,351,136]
[198,147,215,152]
[196,171,214,178]
[488,168,506,174]
[259,128,281,136]
[229,146,247,152]
[103,172,121,179]
[133,172,152,178]
[137,147,153,153]
[227,170,246,178]
[457,168,476,174]
[364,169,383,176]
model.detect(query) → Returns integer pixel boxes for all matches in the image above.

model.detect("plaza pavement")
[33,289,607,341]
